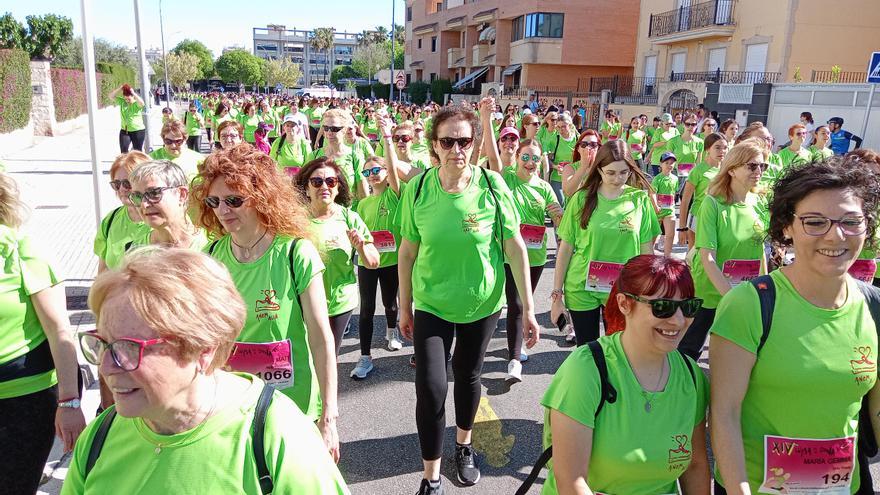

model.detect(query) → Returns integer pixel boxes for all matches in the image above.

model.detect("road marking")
[473,396,515,468]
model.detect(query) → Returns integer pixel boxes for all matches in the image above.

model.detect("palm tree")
[309,27,336,84]
[393,25,405,45]
[374,25,390,40]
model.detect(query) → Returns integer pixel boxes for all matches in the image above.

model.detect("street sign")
[868,52,880,83]
[395,72,406,90]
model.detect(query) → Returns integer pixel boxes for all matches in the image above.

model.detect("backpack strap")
[677,350,698,388]
[479,167,504,254]
[207,239,220,256]
[413,166,434,203]
[252,384,275,494]
[287,238,303,310]
[104,206,123,238]
[750,274,777,355]
[84,407,117,479]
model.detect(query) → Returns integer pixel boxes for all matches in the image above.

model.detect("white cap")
[282,114,298,124]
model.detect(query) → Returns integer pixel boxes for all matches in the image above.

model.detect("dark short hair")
[426,106,481,160]
[294,157,353,207]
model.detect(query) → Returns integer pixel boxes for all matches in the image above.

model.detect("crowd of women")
[3,85,880,495]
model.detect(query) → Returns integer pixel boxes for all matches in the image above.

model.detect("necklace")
[232,229,268,260]
[637,360,667,413]
[151,378,219,454]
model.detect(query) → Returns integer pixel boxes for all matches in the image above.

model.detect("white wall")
[767,84,880,150]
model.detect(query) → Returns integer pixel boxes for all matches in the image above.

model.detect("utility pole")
[79,0,103,229]
[389,0,396,102]
[159,0,170,104]
[133,0,152,150]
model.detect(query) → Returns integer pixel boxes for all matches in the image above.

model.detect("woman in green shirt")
[711,158,880,494]
[810,124,834,162]
[666,116,705,189]
[183,101,204,152]
[599,110,622,143]
[678,133,729,248]
[238,103,262,144]
[149,120,205,179]
[212,103,235,149]
[625,116,648,172]
[679,140,769,361]
[269,115,313,176]
[776,123,812,170]
[542,255,709,495]
[547,114,578,205]
[109,84,146,153]
[560,129,601,198]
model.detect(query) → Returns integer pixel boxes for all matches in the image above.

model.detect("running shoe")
[565,328,576,344]
[386,327,403,351]
[350,355,374,380]
[519,348,529,362]
[506,359,523,383]
[416,478,444,495]
[455,443,480,486]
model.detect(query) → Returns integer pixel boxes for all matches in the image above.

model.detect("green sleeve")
[557,191,584,244]
[292,239,325,296]
[709,281,764,354]
[302,139,313,158]
[93,208,115,259]
[488,171,520,240]
[398,173,421,242]
[686,163,703,186]
[18,236,60,294]
[695,196,719,250]
[269,138,281,160]
[345,208,374,244]
[638,191,661,242]
[541,345,602,429]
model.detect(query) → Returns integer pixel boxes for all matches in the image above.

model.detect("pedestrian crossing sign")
[868,52,880,83]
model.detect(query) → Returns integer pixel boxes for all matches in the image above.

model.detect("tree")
[331,64,359,86]
[152,52,200,93]
[357,29,386,47]
[0,13,73,60]
[172,39,214,80]
[393,25,405,45]
[215,49,263,85]
[262,57,302,89]
[352,42,390,88]
[55,37,136,69]
[309,27,335,84]
[0,13,25,50]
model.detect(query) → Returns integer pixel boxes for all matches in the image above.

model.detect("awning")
[453,66,489,89]
[501,64,522,77]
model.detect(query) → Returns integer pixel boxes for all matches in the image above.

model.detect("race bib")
[848,259,876,283]
[678,162,695,176]
[226,339,294,389]
[630,143,644,153]
[759,435,854,494]
[608,135,619,140]
[372,230,397,253]
[556,161,571,172]
[587,261,624,293]
[657,194,674,208]
[311,118,320,125]
[519,224,546,250]
[284,167,301,177]
[367,132,378,141]
[722,259,761,287]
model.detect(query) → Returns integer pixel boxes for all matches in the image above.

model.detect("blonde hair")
[88,246,246,372]
[708,139,769,203]
[129,160,187,189]
[0,171,27,229]
[322,108,352,125]
[109,151,151,181]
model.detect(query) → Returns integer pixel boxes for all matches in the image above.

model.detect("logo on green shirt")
[462,213,489,233]
[619,216,635,233]
[255,289,281,320]
[668,434,692,468]
[851,346,876,383]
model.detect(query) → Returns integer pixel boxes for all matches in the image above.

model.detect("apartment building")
[252,25,359,87]
[404,0,640,90]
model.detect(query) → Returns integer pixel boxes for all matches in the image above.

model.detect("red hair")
[788,123,806,137]
[572,129,600,163]
[604,255,695,334]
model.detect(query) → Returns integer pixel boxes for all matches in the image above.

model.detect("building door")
[671,52,687,78]
[677,0,692,31]
[644,55,658,96]
[744,43,768,73]
[707,48,726,73]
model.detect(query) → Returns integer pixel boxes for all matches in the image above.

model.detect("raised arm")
[479,97,502,173]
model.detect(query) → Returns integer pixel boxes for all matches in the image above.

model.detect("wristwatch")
[58,397,81,409]
[676,227,688,232]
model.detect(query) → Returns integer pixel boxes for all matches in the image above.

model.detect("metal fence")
[810,70,869,84]
[587,76,661,105]
[649,0,736,38]
[670,70,780,84]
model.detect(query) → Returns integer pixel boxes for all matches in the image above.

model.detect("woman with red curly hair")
[190,143,341,463]
[541,254,709,495]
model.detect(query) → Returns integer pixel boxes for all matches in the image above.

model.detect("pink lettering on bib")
[630,143,644,153]
[587,261,624,293]
[657,194,674,209]
[226,340,294,389]
[367,133,378,141]
[760,435,854,494]
[678,163,695,176]
[372,230,397,253]
[848,259,876,283]
[519,224,546,250]
[722,259,761,287]
[284,167,301,178]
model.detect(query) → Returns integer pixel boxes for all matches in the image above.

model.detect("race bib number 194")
[759,435,854,494]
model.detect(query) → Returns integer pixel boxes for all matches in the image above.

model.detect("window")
[744,43,768,73]
[431,36,437,52]
[707,47,726,72]
[436,2,443,12]
[406,6,412,21]
[256,43,278,52]
[670,52,686,75]
[511,13,564,40]
[430,72,437,82]
[418,38,422,49]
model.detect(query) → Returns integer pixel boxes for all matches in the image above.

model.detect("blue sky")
[3,0,405,56]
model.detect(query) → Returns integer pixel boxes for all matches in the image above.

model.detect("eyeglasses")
[437,137,474,150]
[623,293,703,319]
[743,162,768,173]
[684,122,698,127]
[361,166,385,177]
[500,135,519,143]
[204,195,246,209]
[79,330,167,372]
[392,135,413,143]
[109,179,132,191]
[519,153,541,162]
[163,137,185,145]
[796,214,867,237]
[600,168,630,178]
[308,176,339,188]
[129,186,177,206]
[220,133,240,141]
[323,125,344,133]
[578,141,600,149]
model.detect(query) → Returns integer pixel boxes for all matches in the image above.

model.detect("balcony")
[472,44,492,67]
[669,70,780,84]
[447,47,466,68]
[649,0,736,44]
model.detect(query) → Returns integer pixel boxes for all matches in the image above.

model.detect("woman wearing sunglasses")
[519,113,541,141]
[479,97,531,174]
[308,110,364,202]
[678,133,729,249]
[546,114,579,205]
[542,255,709,495]
[551,140,660,346]
[149,120,205,179]
[270,114,313,176]
[777,123,813,170]
[398,105,539,495]
[648,114,680,176]
[295,157,379,356]
[678,140,769,361]
[95,152,152,273]
[698,118,718,140]
[359,106,381,143]
[66,248,349,494]
[665,116,705,195]
[711,158,880,495]
[0,172,86,495]
[560,129,601,198]
[343,122,377,168]
[379,120,432,182]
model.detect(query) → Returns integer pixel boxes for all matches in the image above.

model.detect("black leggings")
[329,310,354,355]
[503,264,544,361]
[570,307,606,346]
[186,135,201,151]
[119,128,146,153]
[678,307,716,361]
[0,386,57,495]
[357,265,399,356]
[414,309,500,460]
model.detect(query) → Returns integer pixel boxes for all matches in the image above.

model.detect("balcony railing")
[811,70,869,83]
[670,70,780,84]
[649,0,736,38]
[587,76,661,105]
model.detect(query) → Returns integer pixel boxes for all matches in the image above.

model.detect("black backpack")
[84,384,276,494]
[515,340,698,495]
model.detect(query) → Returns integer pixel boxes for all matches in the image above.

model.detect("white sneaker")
[519,348,529,362]
[506,359,523,383]
[565,328,576,344]
[386,327,403,351]
[350,355,374,379]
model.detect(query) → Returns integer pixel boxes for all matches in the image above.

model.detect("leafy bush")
[51,67,94,122]
[408,81,430,104]
[430,79,453,104]
[0,48,32,133]
[97,61,135,107]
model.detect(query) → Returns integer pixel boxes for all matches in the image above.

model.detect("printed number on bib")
[372,230,397,253]
[678,163,695,177]
[226,339,294,389]
[520,224,546,250]
[759,435,854,494]
[587,261,625,293]
[657,194,674,209]
[848,259,876,283]
[722,259,761,287]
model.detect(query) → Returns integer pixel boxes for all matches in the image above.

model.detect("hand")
[55,407,86,453]
[479,96,495,117]
[585,148,598,167]
[522,311,540,348]
[550,297,565,329]
[378,117,394,137]
[318,415,340,463]
[399,307,414,341]
[347,229,365,251]
[546,203,564,222]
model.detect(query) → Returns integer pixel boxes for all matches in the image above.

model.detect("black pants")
[357,265,399,356]
[186,135,201,151]
[570,307,605,346]
[414,310,500,460]
[329,310,354,356]
[678,307,716,361]
[205,127,213,143]
[503,264,544,361]
[119,128,146,153]
[0,386,57,495]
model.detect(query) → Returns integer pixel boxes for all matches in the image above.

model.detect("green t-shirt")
[691,194,767,308]
[651,173,678,218]
[626,129,647,160]
[308,148,363,194]
[149,147,205,179]
[183,111,203,137]
[93,206,150,270]
[238,114,262,143]
[665,135,704,173]
[501,168,558,266]
[536,127,559,176]
[650,129,680,165]
[685,162,720,227]
[557,187,660,311]
[599,120,622,142]
[541,332,708,495]
[710,269,877,494]
[362,119,380,141]
[309,207,373,316]
[305,106,326,129]
[60,375,350,495]
[127,229,210,252]
[399,166,520,323]
[270,136,312,169]
[208,235,324,419]
[116,96,145,132]
[356,186,402,268]
[549,133,578,182]
[810,145,834,162]
[0,227,60,399]
[776,147,812,169]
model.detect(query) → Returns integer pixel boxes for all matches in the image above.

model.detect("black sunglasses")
[392,135,413,143]
[204,195,246,209]
[361,166,385,177]
[308,176,339,188]
[437,137,474,150]
[744,162,769,173]
[129,186,177,206]
[623,293,703,318]
[578,141,600,149]
[323,125,344,133]
[109,179,132,191]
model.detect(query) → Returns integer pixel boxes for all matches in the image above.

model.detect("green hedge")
[408,81,430,105]
[355,82,395,101]
[430,79,453,104]
[97,62,135,107]
[0,49,32,133]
